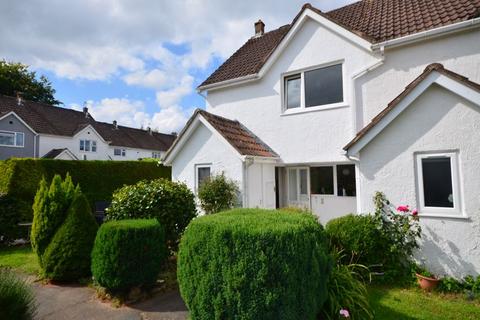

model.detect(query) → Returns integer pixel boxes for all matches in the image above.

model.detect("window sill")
[0,145,24,148]
[419,213,469,220]
[281,102,348,116]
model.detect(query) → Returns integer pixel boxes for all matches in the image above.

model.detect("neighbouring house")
[0,95,176,161]
[164,0,480,277]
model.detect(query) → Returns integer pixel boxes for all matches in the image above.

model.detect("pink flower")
[397,205,410,212]
[340,309,350,318]
[412,209,418,216]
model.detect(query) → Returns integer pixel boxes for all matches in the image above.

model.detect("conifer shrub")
[31,174,98,280]
[91,219,166,291]
[177,208,331,320]
[105,179,196,247]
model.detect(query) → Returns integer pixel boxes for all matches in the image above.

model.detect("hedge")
[0,158,170,243]
[91,219,166,291]
[177,208,331,320]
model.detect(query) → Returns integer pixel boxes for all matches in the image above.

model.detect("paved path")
[32,281,188,320]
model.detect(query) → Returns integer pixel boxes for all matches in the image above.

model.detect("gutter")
[372,18,480,50]
[197,74,259,93]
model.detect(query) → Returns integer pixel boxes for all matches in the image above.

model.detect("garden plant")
[0,269,37,320]
[198,173,239,214]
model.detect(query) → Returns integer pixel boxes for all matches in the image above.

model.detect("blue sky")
[0,0,355,133]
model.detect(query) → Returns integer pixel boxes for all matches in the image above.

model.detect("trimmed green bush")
[105,179,196,247]
[177,208,330,320]
[198,173,239,214]
[31,174,98,280]
[325,214,383,266]
[91,219,166,291]
[0,158,170,243]
[41,192,98,281]
[0,269,37,320]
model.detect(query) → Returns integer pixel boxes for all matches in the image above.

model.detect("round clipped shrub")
[0,269,37,320]
[105,179,196,247]
[325,214,384,266]
[91,219,167,291]
[177,209,331,320]
[41,192,98,281]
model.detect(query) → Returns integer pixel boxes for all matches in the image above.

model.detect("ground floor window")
[309,164,356,197]
[196,164,211,192]
[416,152,461,215]
[114,148,126,157]
[0,131,24,147]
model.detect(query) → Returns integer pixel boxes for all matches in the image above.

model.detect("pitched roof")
[42,148,78,160]
[0,95,175,151]
[200,0,480,88]
[344,63,480,151]
[164,109,277,161]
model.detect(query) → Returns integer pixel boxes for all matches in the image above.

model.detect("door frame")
[286,167,311,209]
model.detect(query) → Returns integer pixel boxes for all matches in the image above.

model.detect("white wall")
[207,17,380,164]
[358,85,480,277]
[359,29,480,128]
[171,123,244,201]
[39,126,163,161]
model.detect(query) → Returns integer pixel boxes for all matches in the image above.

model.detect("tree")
[0,60,61,105]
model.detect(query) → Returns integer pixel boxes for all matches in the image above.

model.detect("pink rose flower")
[340,309,350,318]
[397,205,410,212]
[412,209,418,216]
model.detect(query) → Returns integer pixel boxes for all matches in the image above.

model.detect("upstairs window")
[80,139,97,152]
[0,131,24,147]
[283,63,344,112]
[416,152,462,216]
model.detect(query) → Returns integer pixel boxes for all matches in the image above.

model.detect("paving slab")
[31,280,187,320]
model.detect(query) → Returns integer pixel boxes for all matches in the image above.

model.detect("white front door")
[287,167,310,209]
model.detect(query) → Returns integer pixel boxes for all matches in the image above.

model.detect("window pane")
[305,64,343,107]
[121,149,126,156]
[0,132,15,146]
[85,140,90,151]
[15,133,24,146]
[310,167,334,195]
[197,167,211,189]
[422,157,454,208]
[114,148,121,156]
[299,169,308,195]
[285,75,301,109]
[92,141,97,152]
[288,169,298,201]
[79,140,85,151]
[337,164,356,196]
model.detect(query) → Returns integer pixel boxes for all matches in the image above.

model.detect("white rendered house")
[0,95,175,161]
[164,0,480,276]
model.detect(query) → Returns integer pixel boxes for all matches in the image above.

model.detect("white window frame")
[114,148,126,157]
[415,151,463,217]
[195,164,212,193]
[309,164,356,197]
[152,151,162,159]
[281,60,346,115]
[80,139,97,153]
[0,130,24,148]
[286,167,310,203]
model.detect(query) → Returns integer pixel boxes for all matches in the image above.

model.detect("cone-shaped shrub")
[41,191,98,281]
[91,219,166,291]
[177,209,331,320]
[31,174,75,267]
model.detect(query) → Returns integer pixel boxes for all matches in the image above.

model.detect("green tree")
[0,60,61,105]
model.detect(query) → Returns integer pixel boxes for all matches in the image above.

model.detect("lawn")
[369,286,480,319]
[0,245,39,275]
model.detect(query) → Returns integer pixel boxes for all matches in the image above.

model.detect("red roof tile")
[200,0,480,87]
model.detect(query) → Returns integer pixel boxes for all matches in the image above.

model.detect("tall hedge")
[0,158,170,243]
[177,209,331,320]
[91,219,166,291]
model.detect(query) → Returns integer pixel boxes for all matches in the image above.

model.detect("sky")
[0,0,356,133]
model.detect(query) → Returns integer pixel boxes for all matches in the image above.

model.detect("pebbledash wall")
[38,126,164,160]
[203,15,480,276]
[358,86,480,277]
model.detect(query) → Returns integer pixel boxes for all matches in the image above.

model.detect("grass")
[0,245,39,275]
[369,285,480,319]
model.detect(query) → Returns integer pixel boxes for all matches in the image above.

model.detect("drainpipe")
[242,156,254,208]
